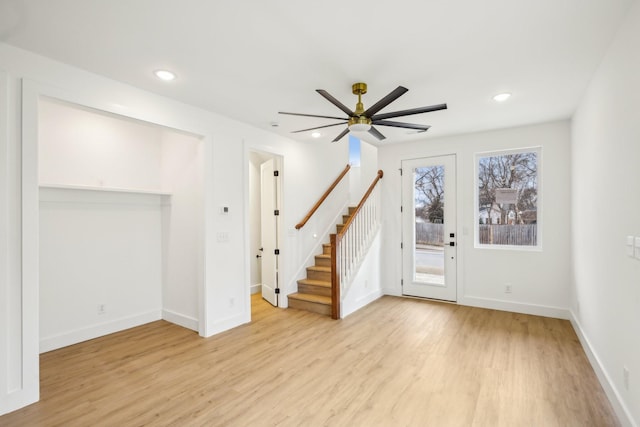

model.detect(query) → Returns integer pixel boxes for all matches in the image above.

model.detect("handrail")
[337,170,383,237]
[295,164,351,230]
[330,169,384,319]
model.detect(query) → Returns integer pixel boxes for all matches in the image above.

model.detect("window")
[475,148,541,249]
[348,135,361,167]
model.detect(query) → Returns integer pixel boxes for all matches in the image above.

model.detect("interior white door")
[402,155,457,301]
[260,158,279,306]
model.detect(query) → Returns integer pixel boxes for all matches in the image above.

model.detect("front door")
[401,155,457,301]
[260,158,280,306]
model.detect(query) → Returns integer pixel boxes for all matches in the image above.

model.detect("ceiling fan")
[279,82,447,142]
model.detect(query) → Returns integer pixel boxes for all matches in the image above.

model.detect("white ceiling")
[0,0,634,144]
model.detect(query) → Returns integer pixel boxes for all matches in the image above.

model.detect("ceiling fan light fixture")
[311,131,322,138]
[349,123,371,132]
[348,115,372,132]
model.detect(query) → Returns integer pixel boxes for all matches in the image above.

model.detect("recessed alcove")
[38,97,204,352]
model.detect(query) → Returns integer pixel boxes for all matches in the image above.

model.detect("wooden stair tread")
[297,278,331,288]
[307,265,331,272]
[316,254,330,259]
[288,293,331,305]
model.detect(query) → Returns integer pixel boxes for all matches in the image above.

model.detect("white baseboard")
[381,286,402,297]
[162,309,198,332]
[569,311,637,427]
[342,289,383,318]
[459,295,570,319]
[205,312,248,337]
[250,283,261,295]
[39,310,162,353]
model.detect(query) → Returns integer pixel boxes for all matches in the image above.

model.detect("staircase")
[288,208,355,316]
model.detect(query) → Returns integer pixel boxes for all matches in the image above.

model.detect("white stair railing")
[330,170,383,319]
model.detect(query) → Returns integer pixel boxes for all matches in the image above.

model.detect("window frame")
[474,146,543,251]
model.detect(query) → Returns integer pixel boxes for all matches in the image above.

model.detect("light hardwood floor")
[0,295,619,426]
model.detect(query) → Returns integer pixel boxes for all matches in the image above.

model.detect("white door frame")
[401,154,457,301]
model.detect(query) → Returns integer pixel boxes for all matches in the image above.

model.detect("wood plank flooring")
[0,295,619,426]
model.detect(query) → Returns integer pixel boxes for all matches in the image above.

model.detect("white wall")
[571,2,640,425]
[160,131,203,330]
[39,188,164,352]
[378,121,572,318]
[0,42,349,415]
[38,99,164,191]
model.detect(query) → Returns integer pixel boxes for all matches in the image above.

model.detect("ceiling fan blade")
[291,122,347,133]
[316,90,354,116]
[279,111,348,121]
[363,86,408,117]
[367,126,386,141]
[371,103,447,121]
[372,120,431,132]
[332,127,350,142]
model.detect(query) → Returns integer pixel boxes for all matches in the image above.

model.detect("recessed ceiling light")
[154,69,176,81]
[493,92,511,102]
[311,132,321,138]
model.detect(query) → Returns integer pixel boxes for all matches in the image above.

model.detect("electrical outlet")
[505,283,512,294]
[97,304,106,315]
[229,297,235,308]
[623,366,630,390]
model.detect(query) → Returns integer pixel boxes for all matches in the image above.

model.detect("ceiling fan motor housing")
[348,116,372,127]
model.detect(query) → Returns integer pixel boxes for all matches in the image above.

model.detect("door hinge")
[275,288,280,294]
[401,279,404,286]
[274,209,279,216]
[273,170,279,177]
[399,168,403,176]
[400,205,403,213]
[274,249,280,255]
[401,242,403,249]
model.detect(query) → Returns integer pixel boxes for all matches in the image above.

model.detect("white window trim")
[474,146,543,251]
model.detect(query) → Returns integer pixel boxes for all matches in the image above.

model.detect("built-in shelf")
[39,183,171,196]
